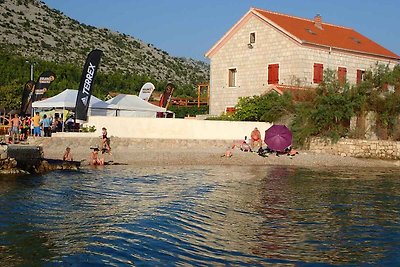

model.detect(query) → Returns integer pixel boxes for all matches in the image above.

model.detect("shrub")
[168,105,209,118]
[234,91,293,122]
[80,125,96,132]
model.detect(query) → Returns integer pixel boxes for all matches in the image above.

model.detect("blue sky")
[42,0,399,62]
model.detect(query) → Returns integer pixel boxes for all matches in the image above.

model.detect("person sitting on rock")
[63,147,73,161]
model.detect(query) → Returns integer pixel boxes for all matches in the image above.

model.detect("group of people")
[0,112,69,143]
[223,127,297,158]
[62,127,111,166]
[62,145,104,166]
[1,114,30,143]
[225,127,263,157]
[89,127,111,165]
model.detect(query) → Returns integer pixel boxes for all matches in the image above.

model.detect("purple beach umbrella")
[264,125,293,152]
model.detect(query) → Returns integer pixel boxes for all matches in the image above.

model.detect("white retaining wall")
[60,116,272,141]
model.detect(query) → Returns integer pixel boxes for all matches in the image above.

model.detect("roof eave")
[205,9,253,58]
[302,41,400,61]
[251,9,303,44]
[205,8,304,58]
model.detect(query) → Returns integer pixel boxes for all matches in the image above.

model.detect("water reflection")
[0,165,399,266]
[254,167,400,265]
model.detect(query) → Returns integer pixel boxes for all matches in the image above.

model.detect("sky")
[41,0,400,62]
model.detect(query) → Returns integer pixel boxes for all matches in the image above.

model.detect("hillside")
[0,0,209,86]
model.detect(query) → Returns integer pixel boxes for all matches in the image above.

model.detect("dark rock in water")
[0,144,80,175]
[0,168,29,175]
[41,159,81,171]
[6,144,43,172]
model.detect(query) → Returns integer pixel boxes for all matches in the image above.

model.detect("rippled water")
[0,165,399,266]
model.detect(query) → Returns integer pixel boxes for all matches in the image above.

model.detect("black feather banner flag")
[75,49,103,122]
[20,80,36,116]
[33,71,56,102]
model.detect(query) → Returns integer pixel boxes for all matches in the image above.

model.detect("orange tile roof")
[206,8,399,60]
[253,8,399,59]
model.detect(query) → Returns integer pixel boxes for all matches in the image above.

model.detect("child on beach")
[101,127,111,155]
[63,147,73,161]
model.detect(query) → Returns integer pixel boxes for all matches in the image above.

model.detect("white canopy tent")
[106,94,166,117]
[32,89,115,116]
[32,90,167,119]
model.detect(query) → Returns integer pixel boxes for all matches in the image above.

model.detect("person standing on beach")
[33,112,41,137]
[5,114,21,143]
[19,117,29,141]
[41,114,52,137]
[101,127,111,154]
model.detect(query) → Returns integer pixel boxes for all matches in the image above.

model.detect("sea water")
[0,165,399,266]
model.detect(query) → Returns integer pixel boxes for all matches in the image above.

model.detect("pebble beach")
[29,136,400,170]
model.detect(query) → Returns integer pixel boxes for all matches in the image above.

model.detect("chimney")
[314,14,323,30]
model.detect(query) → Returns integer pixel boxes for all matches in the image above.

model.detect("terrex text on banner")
[75,49,103,122]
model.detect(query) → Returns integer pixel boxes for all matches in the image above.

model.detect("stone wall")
[0,145,6,160]
[309,138,400,160]
[0,145,19,174]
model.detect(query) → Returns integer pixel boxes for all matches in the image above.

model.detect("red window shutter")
[268,64,279,84]
[356,69,363,84]
[225,107,236,114]
[338,67,347,84]
[313,63,323,83]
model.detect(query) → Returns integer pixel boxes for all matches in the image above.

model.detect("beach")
[30,136,400,170]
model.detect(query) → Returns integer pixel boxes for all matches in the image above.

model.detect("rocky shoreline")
[1,144,79,175]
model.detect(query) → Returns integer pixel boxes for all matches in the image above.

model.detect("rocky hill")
[0,0,209,85]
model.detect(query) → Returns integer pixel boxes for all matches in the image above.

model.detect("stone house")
[205,7,400,115]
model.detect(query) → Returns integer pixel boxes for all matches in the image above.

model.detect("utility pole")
[25,60,37,81]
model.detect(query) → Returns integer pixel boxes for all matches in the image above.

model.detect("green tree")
[291,69,354,145]
[0,84,22,110]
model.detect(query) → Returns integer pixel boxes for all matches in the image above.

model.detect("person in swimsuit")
[63,147,73,161]
[101,127,111,154]
[4,114,21,143]
[250,127,262,151]
[90,147,104,166]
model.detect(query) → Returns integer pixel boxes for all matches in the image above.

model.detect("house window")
[356,69,365,84]
[313,63,324,84]
[249,32,256,44]
[338,67,347,84]
[228,68,237,87]
[268,64,279,84]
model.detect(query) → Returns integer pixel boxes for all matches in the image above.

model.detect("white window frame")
[249,32,256,44]
[228,68,237,88]
[357,68,366,83]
